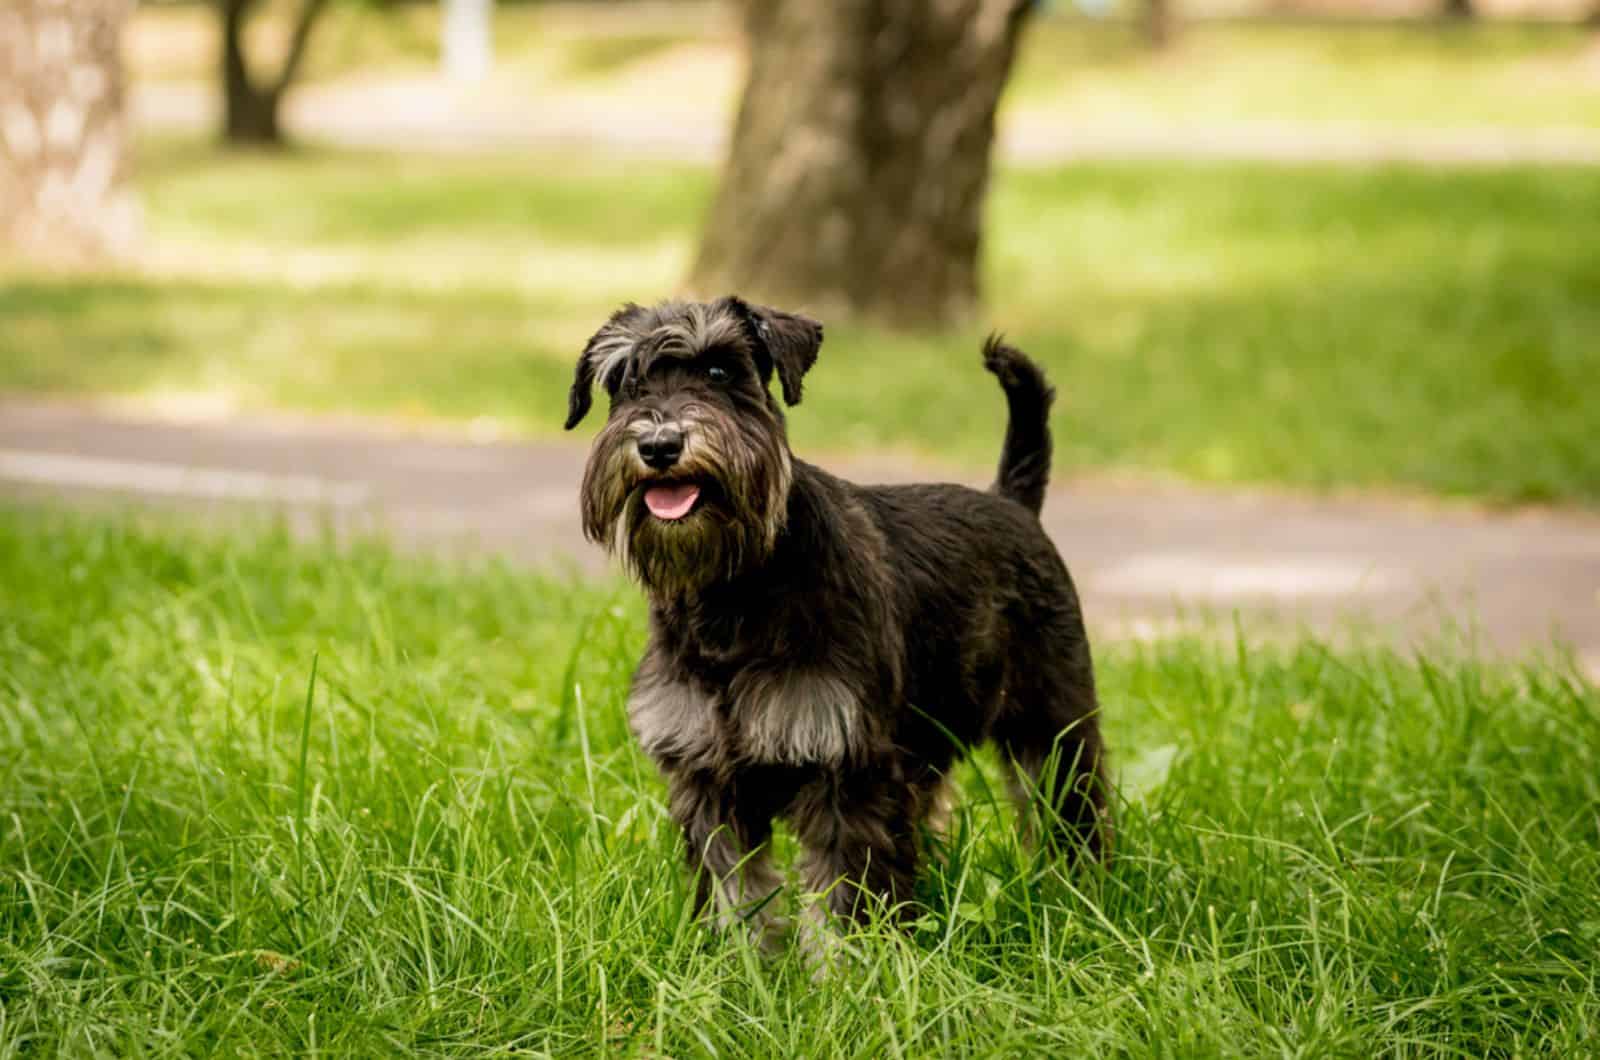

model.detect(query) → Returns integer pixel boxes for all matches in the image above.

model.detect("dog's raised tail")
[983,334,1054,517]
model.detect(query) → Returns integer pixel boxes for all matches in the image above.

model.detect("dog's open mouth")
[642,481,702,521]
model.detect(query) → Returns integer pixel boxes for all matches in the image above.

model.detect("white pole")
[442,0,492,84]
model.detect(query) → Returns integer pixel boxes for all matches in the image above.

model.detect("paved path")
[4,399,1597,671]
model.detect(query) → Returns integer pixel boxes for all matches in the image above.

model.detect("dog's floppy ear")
[565,303,644,430]
[727,296,823,406]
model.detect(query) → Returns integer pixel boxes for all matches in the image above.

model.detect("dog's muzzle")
[634,422,701,520]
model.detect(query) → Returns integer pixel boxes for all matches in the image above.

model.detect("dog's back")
[834,342,1106,858]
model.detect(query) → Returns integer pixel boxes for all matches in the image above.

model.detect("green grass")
[560,33,687,79]
[2,507,1597,1054]
[4,143,1598,503]
[1007,21,1600,132]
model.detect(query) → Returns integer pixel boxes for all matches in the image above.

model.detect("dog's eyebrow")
[589,333,639,393]
[647,326,709,360]
[600,357,630,392]
[648,307,746,359]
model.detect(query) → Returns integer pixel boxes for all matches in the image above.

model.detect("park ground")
[2,8,1599,1055]
[7,11,1600,503]
[128,5,1600,141]
[4,143,1598,504]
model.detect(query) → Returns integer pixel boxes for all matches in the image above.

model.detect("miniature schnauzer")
[565,296,1107,946]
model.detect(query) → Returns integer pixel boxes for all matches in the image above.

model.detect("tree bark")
[689,0,1033,329]
[0,0,137,262]
[219,0,329,146]
[1442,0,1473,19]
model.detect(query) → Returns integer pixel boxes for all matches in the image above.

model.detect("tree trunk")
[1443,0,1473,18]
[223,84,282,145]
[222,0,281,144]
[0,0,137,262]
[218,0,329,146]
[689,0,1033,329]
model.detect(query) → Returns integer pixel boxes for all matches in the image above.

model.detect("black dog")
[565,297,1107,946]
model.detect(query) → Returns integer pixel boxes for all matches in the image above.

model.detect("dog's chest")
[627,663,865,769]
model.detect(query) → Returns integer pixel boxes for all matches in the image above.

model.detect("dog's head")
[565,296,823,596]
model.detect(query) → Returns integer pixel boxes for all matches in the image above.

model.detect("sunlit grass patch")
[1009,21,1600,131]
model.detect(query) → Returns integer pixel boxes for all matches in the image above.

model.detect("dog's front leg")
[791,769,920,947]
[666,769,783,946]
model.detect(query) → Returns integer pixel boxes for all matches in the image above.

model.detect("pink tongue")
[644,483,701,520]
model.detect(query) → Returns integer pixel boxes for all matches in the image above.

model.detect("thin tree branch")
[274,0,331,97]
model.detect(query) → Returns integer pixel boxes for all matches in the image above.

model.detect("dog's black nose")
[638,425,684,470]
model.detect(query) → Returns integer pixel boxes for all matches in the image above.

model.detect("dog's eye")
[706,365,730,384]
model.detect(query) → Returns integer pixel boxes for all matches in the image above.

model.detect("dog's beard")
[580,412,792,597]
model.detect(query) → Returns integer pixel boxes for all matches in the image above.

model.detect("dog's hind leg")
[1001,723,1109,862]
[667,770,785,946]
[993,663,1110,862]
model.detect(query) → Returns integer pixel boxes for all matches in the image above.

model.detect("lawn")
[1007,20,1600,133]
[3,143,1597,504]
[1,507,1596,1054]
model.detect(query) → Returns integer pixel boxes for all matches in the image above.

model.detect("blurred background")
[1,0,1597,655]
[3,0,1600,666]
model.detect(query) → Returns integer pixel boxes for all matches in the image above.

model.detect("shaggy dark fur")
[565,296,1107,945]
